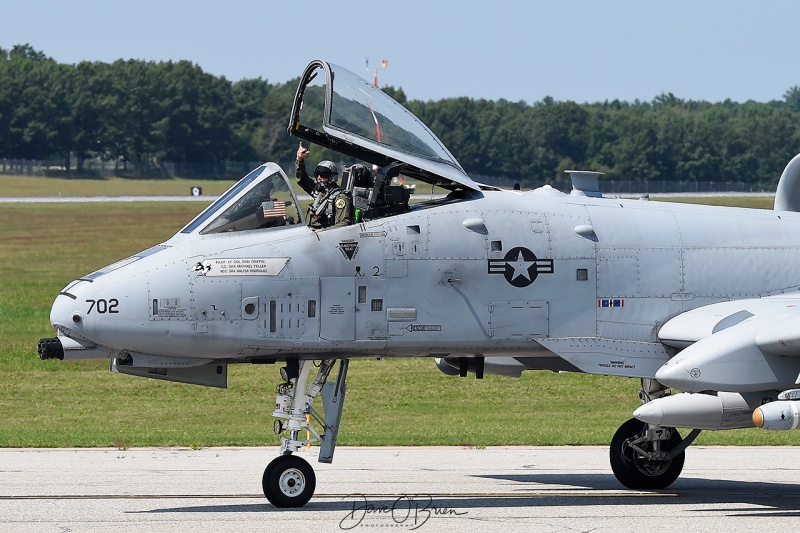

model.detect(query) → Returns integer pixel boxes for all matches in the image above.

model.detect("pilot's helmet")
[314,160,339,182]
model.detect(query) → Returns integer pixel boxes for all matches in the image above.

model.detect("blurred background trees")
[1,44,799,187]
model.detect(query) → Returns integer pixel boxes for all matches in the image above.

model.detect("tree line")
[2,44,800,186]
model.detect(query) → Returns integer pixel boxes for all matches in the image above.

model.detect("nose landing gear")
[263,359,348,507]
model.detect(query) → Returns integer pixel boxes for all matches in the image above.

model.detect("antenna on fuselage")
[565,170,604,198]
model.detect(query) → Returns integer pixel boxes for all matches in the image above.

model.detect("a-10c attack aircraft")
[38,59,800,507]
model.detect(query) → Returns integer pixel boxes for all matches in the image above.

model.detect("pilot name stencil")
[487,246,554,287]
[197,258,288,277]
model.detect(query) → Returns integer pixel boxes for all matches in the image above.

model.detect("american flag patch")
[262,199,287,218]
[598,299,625,308]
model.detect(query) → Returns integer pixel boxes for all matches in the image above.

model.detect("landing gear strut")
[263,359,348,507]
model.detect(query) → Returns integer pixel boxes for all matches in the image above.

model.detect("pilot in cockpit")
[295,142,353,230]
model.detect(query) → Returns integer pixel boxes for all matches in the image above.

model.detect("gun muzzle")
[38,337,65,360]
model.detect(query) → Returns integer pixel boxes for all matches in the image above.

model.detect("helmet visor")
[314,166,333,177]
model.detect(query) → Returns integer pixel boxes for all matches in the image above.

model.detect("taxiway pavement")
[1,446,799,532]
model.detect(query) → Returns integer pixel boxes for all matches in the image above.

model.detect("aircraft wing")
[658,297,800,353]
[655,297,800,393]
[756,310,800,356]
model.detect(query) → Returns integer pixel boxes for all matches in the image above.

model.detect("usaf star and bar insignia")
[487,246,554,287]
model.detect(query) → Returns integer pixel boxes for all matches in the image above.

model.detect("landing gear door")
[320,277,355,341]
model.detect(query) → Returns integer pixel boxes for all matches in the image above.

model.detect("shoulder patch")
[335,197,347,209]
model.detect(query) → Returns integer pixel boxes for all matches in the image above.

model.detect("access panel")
[320,277,356,341]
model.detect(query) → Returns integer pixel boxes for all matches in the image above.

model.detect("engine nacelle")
[774,153,800,211]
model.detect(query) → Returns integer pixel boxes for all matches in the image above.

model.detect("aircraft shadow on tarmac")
[137,473,800,518]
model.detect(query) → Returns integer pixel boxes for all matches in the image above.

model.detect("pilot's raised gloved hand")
[296,142,310,163]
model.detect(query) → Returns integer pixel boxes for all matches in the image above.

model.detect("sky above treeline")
[5,0,800,105]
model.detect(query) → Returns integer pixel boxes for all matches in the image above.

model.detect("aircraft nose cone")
[50,281,93,332]
[655,361,700,393]
[51,293,79,330]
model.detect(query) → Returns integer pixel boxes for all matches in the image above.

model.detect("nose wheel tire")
[610,418,684,490]
[263,455,316,508]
